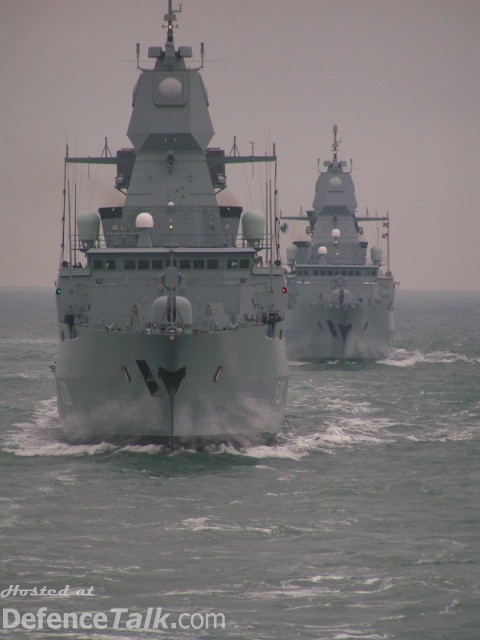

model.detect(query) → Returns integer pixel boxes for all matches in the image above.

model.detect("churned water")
[0,288,479,639]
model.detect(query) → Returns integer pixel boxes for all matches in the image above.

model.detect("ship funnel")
[136,212,154,248]
[77,211,100,250]
[241,209,265,246]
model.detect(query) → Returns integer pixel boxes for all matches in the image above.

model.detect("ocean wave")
[379,348,480,367]
[178,516,273,535]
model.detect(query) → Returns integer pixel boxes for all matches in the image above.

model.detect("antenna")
[136,43,140,69]
[164,1,182,44]
[193,42,205,71]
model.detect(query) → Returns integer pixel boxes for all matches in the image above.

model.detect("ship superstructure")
[54,2,288,446]
[283,126,397,361]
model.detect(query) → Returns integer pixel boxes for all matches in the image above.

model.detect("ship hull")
[55,324,288,446]
[285,303,394,361]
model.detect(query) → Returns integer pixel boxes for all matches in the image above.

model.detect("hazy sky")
[1,0,479,290]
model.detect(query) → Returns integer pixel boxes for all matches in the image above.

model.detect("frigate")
[54,2,288,446]
[283,126,397,361]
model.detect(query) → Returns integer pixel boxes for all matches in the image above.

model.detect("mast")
[164,0,181,46]
[332,124,339,163]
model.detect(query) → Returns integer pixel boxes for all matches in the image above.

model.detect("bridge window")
[179,259,191,269]
[207,259,219,269]
[124,260,136,270]
[105,259,116,270]
[239,259,250,269]
[193,259,205,269]
[227,259,239,269]
[152,259,163,270]
[138,259,149,270]
[93,259,103,270]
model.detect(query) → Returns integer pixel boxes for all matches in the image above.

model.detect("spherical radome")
[158,77,183,101]
[136,212,154,229]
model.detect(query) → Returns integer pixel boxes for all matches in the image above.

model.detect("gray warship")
[283,126,397,361]
[54,2,288,446]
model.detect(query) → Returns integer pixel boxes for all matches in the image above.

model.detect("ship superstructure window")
[207,259,219,269]
[227,259,238,269]
[179,259,191,269]
[93,259,104,270]
[124,260,136,270]
[152,259,164,270]
[138,259,149,270]
[105,260,116,270]
[239,259,250,269]
[193,259,205,269]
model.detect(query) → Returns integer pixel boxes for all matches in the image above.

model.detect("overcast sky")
[1,0,479,290]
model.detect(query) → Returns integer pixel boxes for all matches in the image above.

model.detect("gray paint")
[54,2,289,444]
[285,127,396,361]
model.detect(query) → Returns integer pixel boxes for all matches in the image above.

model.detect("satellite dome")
[241,209,265,243]
[158,77,183,101]
[331,228,341,238]
[135,212,154,229]
[371,246,383,264]
[77,211,100,248]
[318,245,328,255]
[328,176,343,190]
[286,244,298,263]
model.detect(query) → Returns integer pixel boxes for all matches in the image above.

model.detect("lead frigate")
[54,2,288,446]
[283,126,397,361]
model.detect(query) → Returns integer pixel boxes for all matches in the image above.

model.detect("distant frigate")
[283,126,397,361]
[54,1,289,447]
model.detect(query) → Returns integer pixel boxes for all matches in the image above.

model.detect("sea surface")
[0,288,479,639]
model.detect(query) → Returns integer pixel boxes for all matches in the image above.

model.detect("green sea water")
[1,288,479,639]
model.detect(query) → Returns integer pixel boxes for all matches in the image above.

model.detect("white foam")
[5,440,117,457]
[2,397,119,457]
[116,444,168,455]
[179,516,273,535]
[380,347,479,367]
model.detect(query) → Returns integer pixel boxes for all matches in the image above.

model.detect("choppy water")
[1,288,479,639]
